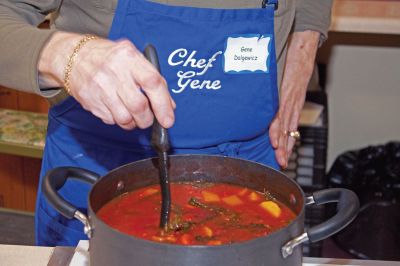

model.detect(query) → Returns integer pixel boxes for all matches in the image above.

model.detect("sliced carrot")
[180,234,191,245]
[249,191,261,201]
[142,188,159,197]
[151,236,164,242]
[202,191,220,202]
[238,188,249,196]
[203,226,213,237]
[165,235,177,243]
[259,201,281,218]
[207,240,222,246]
[222,195,243,206]
[152,235,176,243]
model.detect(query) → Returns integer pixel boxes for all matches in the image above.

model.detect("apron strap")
[262,0,278,9]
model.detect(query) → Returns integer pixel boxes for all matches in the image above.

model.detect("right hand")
[38,32,175,130]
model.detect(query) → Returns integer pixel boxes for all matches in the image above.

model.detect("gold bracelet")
[63,34,98,94]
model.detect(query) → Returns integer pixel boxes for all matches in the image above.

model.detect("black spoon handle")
[156,150,170,230]
[144,45,170,152]
[144,44,171,230]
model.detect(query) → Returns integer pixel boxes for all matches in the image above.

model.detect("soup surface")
[97,182,296,245]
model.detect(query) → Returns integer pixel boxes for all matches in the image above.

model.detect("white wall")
[318,33,400,168]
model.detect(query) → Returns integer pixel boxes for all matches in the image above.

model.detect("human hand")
[38,32,175,130]
[269,31,320,168]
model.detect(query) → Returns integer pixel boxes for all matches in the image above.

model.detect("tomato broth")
[97,182,296,246]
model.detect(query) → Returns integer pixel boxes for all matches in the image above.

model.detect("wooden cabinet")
[0,86,49,212]
[0,20,51,212]
[0,86,49,113]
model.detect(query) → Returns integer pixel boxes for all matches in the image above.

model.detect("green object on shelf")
[0,108,47,158]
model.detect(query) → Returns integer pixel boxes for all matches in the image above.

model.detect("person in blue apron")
[16,0,326,246]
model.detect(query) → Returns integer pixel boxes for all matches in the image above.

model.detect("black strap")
[262,0,278,9]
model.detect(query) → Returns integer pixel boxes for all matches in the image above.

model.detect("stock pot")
[44,155,359,266]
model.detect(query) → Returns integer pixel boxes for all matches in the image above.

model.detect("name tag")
[223,34,272,74]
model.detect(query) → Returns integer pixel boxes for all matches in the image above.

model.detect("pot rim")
[87,154,306,248]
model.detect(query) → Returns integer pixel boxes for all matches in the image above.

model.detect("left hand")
[269,31,320,168]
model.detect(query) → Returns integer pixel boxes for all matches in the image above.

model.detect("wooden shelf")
[0,108,46,158]
[331,0,400,35]
[0,87,48,212]
[0,141,43,159]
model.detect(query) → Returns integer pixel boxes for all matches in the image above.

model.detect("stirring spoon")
[144,45,171,231]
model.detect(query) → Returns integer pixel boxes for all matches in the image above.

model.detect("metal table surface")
[48,241,400,266]
[2,242,400,266]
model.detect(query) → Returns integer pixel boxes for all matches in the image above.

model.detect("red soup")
[97,182,296,245]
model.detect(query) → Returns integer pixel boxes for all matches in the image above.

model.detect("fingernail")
[270,138,276,148]
[164,115,174,128]
[281,159,287,169]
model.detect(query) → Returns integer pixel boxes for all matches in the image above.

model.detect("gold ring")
[288,130,301,140]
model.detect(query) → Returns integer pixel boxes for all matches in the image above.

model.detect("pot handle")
[43,167,100,219]
[281,188,359,258]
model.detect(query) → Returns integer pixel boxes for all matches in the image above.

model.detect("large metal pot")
[43,155,359,266]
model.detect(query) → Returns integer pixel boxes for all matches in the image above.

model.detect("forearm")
[0,0,60,96]
[269,30,320,168]
[279,30,320,116]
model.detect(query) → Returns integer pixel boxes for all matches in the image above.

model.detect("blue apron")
[35,0,279,246]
